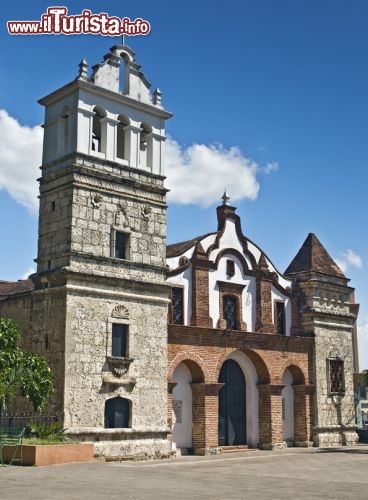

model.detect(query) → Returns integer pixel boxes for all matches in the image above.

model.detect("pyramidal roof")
[285,233,345,278]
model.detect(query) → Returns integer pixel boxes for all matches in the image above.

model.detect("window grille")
[223,295,237,330]
[329,358,344,394]
[275,301,285,335]
[171,287,184,325]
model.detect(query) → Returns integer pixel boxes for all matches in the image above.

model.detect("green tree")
[0,318,53,413]
[360,369,368,388]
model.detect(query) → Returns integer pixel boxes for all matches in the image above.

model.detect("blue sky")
[1,1,367,368]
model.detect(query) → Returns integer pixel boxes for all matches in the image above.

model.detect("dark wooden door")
[218,359,246,446]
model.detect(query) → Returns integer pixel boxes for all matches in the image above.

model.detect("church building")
[0,43,359,459]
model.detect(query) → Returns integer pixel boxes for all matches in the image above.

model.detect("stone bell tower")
[285,233,359,447]
[33,42,173,459]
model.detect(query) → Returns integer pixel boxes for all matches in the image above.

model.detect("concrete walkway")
[2,446,368,499]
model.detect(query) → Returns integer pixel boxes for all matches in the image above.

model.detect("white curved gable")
[167,205,293,335]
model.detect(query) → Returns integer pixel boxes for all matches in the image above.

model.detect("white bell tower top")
[90,43,156,106]
[39,43,172,175]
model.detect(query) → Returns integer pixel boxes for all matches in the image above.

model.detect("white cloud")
[262,162,279,174]
[358,318,368,344]
[0,109,41,215]
[21,267,36,280]
[335,249,363,274]
[165,138,276,207]
[0,111,278,213]
[345,249,363,269]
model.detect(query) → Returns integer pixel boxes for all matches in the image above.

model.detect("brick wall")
[190,244,212,328]
[168,325,314,451]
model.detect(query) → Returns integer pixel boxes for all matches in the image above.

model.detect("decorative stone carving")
[115,206,128,226]
[106,355,134,377]
[258,253,270,271]
[307,290,355,317]
[102,356,135,390]
[178,256,189,267]
[91,193,103,208]
[77,58,89,80]
[102,373,136,391]
[328,348,344,360]
[111,305,129,319]
[141,206,152,219]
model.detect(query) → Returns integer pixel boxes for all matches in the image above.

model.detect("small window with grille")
[328,358,345,394]
[223,295,238,330]
[171,287,184,325]
[275,301,286,336]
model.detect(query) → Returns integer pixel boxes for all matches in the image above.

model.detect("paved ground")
[2,446,368,499]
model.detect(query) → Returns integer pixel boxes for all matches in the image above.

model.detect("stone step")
[175,447,191,457]
[221,445,253,453]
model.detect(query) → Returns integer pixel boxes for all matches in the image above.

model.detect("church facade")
[166,202,359,452]
[0,43,359,458]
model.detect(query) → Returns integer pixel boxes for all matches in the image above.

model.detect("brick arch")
[214,248,250,273]
[214,349,270,384]
[168,352,209,383]
[278,363,307,385]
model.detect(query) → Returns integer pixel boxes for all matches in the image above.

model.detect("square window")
[114,231,128,259]
[112,324,128,357]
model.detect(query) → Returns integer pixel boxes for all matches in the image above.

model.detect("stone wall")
[294,279,359,447]
[37,153,167,278]
[64,290,169,431]
[313,324,357,447]
[0,289,67,416]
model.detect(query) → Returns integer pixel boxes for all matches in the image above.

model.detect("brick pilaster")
[258,384,284,449]
[289,290,300,336]
[191,382,224,453]
[191,243,212,328]
[255,276,275,334]
[293,384,314,446]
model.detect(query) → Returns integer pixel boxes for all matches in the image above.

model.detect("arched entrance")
[170,357,206,453]
[218,359,246,446]
[172,363,193,448]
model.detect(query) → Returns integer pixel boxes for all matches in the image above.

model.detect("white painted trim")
[271,287,291,336]
[172,363,193,448]
[167,268,192,325]
[282,369,294,441]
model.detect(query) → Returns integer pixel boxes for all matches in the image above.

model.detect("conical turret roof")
[285,233,345,278]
